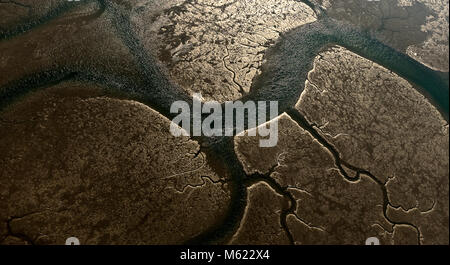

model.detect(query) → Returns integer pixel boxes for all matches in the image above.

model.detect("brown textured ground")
[235,46,448,245]
[0,82,230,244]
[0,0,61,31]
[230,182,290,245]
[0,1,143,89]
[319,0,449,71]
[297,46,449,224]
[127,0,316,101]
[0,0,448,245]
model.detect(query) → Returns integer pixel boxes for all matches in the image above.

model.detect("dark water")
[1,2,448,121]
[0,0,448,245]
[248,17,449,121]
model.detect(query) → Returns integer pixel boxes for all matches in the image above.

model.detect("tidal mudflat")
[0,0,448,245]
